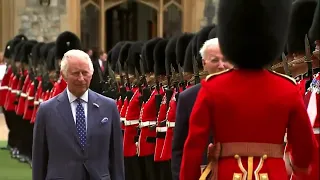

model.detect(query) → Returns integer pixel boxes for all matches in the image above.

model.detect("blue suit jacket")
[32,89,124,180]
[171,84,211,180]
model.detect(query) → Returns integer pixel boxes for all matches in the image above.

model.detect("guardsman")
[50,31,81,98]
[0,39,14,150]
[4,37,27,158]
[118,42,133,135]
[180,0,317,179]
[286,0,318,96]
[42,44,56,101]
[16,40,37,163]
[29,42,45,124]
[138,38,166,180]
[303,1,320,179]
[123,41,144,180]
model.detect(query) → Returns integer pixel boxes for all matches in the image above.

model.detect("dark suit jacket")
[90,59,104,94]
[171,84,211,180]
[32,89,124,180]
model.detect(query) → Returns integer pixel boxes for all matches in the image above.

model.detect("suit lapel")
[56,90,82,147]
[86,90,100,146]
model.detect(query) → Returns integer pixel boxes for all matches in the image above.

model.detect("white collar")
[67,87,89,103]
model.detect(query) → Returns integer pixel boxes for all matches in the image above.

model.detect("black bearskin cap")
[309,0,320,41]
[13,41,26,62]
[183,41,193,73]
[208,26,217,39]
[31,42,45,66]
[287,0,318,54]
[144,38,163,73]
[154,39,168,76]
[118,42,133,73]
[165,36,179,75]
[127,41,143,75]
[20,40,37,64]
[40,42,55,65]
[55,31,82,60]
[176,33,194,69]
[111,41,126,70]
[46,47,56,71]
[10,37,28,59]
[218,0,292,69]
[3,40,13,59]
[196,25,215,60]
[13,34,28,41]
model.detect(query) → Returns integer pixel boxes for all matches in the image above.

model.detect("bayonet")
[139,55,147,86]
[281,53,291,76]
[305,34,313,79]
[193,55,200,84]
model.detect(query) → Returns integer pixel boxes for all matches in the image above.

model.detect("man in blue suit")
[32,32,124,180]
[171,35,232,180]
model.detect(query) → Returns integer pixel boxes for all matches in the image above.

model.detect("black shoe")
[11,148,19,158]
[19,155,27,163]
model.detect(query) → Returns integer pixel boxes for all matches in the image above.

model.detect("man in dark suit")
[32,49,124,180]
[171,37,232,180]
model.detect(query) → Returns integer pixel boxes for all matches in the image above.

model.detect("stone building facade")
[0,0,219,51]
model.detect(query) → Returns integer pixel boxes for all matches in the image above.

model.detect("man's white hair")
[199,38,219,59]
[60,49,94,76]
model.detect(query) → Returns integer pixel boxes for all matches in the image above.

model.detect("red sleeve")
[287,88,318,171]
[180,85,211,180]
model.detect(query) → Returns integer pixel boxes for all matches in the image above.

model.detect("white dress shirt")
[99,59,103,67]
[67,88,88,131]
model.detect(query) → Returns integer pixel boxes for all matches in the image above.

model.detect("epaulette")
[205,69,233,81]
[268,70,296,85]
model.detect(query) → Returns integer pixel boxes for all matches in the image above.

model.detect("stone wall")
[201,0,219,28]
[18,0,66,42]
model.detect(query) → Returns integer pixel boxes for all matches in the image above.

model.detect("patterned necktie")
[75,98,86,148]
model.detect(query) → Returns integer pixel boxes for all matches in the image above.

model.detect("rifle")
[281,53,291,76]
[139,56,151,103]
[117,60,127,104]
[305,34,313,79]
[124,62,134,103]
[106,62,118,99]
[193,55,200,84]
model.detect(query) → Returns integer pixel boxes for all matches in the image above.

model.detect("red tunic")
[138,88,165,157]
[23,77,41,120]
[50,76,67,98]
[180,69,317,180]
[154,92,171,161]
[123,88,141,157]
[4,75,20,111]
[16,72,31,116]
[30,78,42,123]
[161,87,184,161]
[0,66,12,106]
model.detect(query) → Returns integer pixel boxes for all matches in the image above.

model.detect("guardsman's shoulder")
[205,69,233,81]
[268,70,296,85]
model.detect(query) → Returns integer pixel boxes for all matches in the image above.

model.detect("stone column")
[0,0,15,49]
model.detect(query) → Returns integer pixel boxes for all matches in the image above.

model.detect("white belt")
[27,96,34,100]
[20,93,28,97]
[156,127,167,132]
[8,87,12,91]
[166,121,175,128]
[314,128,320,134]
[38,99,44,103]
[139,121,157,128]
[0,86,8,90]
[11,90,18,94]
[34,101,39,105]
[124,120,140,126]
[120,117,126,122]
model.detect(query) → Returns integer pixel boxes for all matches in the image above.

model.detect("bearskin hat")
[154,39,169,76]
[46,47,56,71]
[218,0,292,69]
[184,40,194,73]
[196,25,215,60]
[111,41,126,70]
[165,36,179,75]
[287,0,318,54]
[144,38,163,73]
[118,42,133,73]
[208,26,218,39]
[31,42,45,66]
[13,41,26,62]
[127,41,143,75]
[176,33,194,69]
[20,40,38,64]
[55,31,82,60]
[309,0,320,41]
[40,42,55,66]
[3,40,13,59]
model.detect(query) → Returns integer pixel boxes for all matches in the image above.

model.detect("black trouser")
[157,161,172,180]
[15,115,26,153]
[124,156,143,180]
[5,110,20,148]
[19,120,33,158]
[141,155,158,180]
